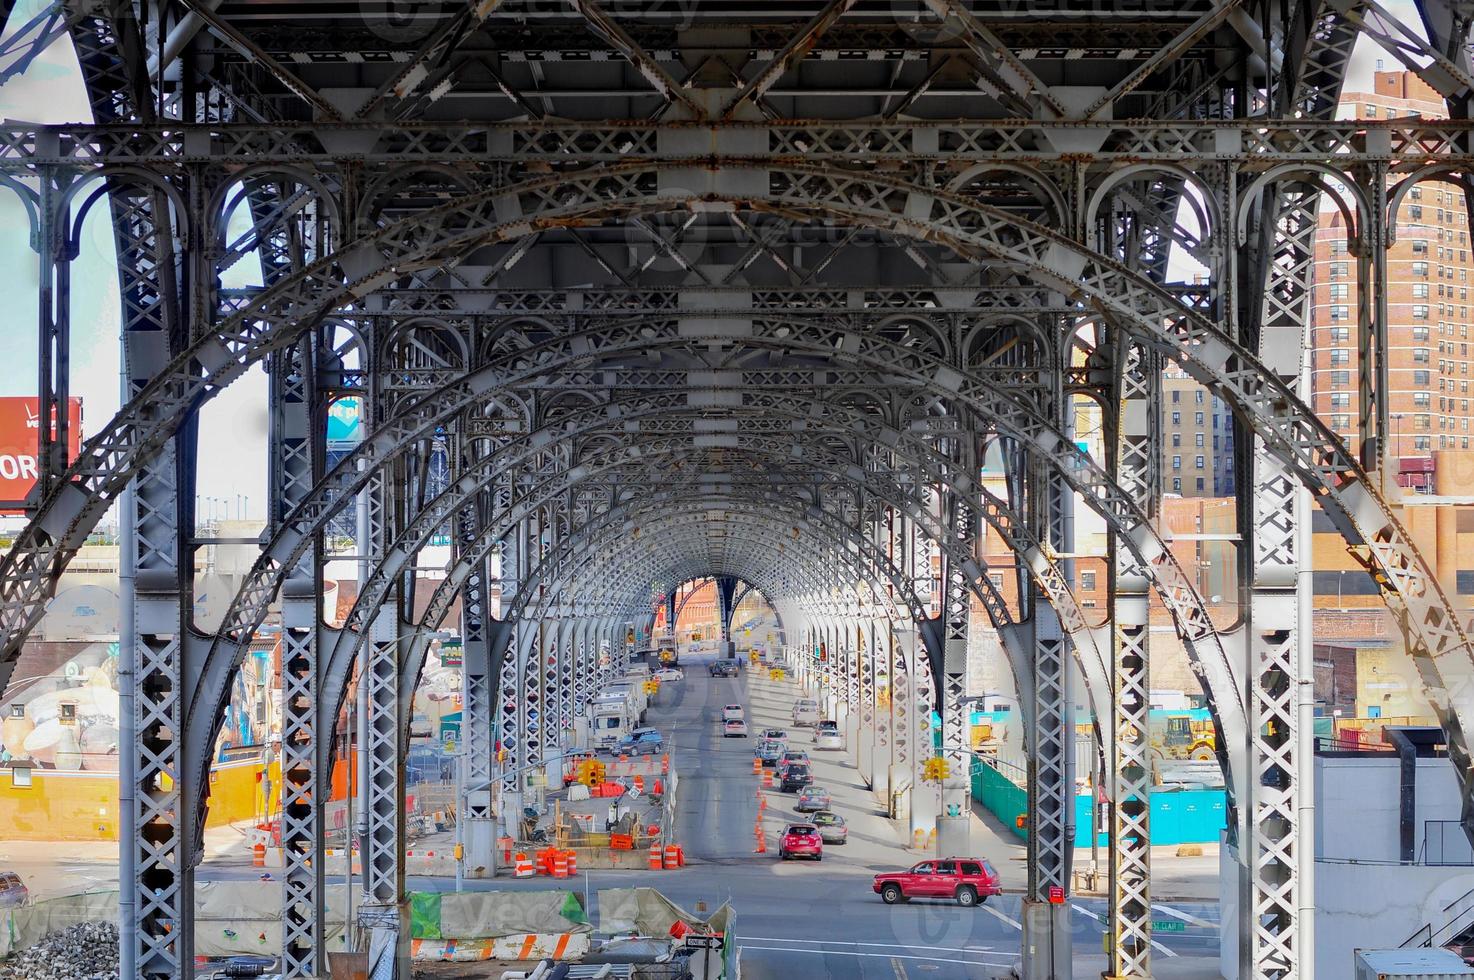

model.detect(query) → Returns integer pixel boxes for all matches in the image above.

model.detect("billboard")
[0,397,83,514]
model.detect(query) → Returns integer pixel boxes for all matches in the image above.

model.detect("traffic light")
[922,758,951,782]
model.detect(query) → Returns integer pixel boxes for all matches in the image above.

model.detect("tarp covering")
[410,891,442,940]
[0,886,586,961]
[437,890,589,939]
[596,887,732,938]
[0,891,118,959]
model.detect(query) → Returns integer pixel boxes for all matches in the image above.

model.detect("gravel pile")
[0,922,118,980]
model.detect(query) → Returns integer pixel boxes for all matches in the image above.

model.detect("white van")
[792,698,820,727]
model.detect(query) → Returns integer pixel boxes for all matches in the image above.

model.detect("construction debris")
[0,921,118,980]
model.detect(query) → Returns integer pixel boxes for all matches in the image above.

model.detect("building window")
[1412,186,1424,201]
[1416,414,1431,430]
[1172,411,1181,425]
[1195,433,1205,447]
[11,765,31,789]
[1172,455,1182,470]
[1414,261,1429,276]
[1331,370,1350,386]
[1195,389,1204,404]
[1172,477,1182,492]
[1331,239,1348,255]
[1413,305,1430,320]
[1413,240,1430,255]
[1081,570,1096,590]
[1415,283,1430,298]
[1415,370,1432,385]
[1330,261,1348,277]
[1410,205,1424,221]
[1329,326,1350,343]
[1195,411,1205,425]
[1413,326,1430,342]
[1332,414,1351,429]
[1330,392,1351,408]
[1415,392,1431,408]
[1172,433,1181,447]
[1329,283,1349,301]
[1195,478,1205,491]
[1195,455,1205,469]
[1416,436,1431,450]
[1331,305,1349,320]
[1415,348,1431,363]
[7,704,21,719]
[1330,348,1350,365]
[1171,389,1180,403]
[988,573,1003,590]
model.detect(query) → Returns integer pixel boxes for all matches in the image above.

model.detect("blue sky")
[0,0,1430,529]
[0,0,268,526]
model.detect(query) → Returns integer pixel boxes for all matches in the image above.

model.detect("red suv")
[873,858,1000,907]
[779,824,823,861]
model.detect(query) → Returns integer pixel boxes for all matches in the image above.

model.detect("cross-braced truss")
[2,1,1473,978]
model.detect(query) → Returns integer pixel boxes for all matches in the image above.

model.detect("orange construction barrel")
[648,843,664,870]
[252,843,266,868]
[664,844,681,869]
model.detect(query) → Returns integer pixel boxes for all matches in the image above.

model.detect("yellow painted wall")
[0,758,279,841]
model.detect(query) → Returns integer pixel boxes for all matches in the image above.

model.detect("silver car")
[795,786,832,812]
[811,810,848,844]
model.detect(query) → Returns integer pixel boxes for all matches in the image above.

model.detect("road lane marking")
[1152,903,1216,929]
[1070,904,1179,958]
[738,945,1014,966]
[979,902,1022,930]
[891,955,909,979]
[741,937,999,954]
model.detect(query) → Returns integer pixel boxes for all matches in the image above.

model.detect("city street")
[0,650,1222,978]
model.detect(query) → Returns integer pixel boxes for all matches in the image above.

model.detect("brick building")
[1310,71,1473,486]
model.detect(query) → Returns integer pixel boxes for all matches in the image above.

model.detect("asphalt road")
[4,649,1221,978]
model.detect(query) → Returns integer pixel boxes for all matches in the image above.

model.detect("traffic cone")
[753,758,761,774]
[753,827,767,854]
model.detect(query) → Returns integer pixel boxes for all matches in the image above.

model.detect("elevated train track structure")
[2,0,1474,977]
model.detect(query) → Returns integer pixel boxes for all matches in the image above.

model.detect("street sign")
[1152,920,1186,933]
[685,935,723,949]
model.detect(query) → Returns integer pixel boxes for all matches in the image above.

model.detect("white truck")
[589,693,637,751]
[608,678,648,724]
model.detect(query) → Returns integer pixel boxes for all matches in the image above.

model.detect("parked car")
[708,659,741,677]
[654,667,683,682]
[724,718,748,738]
[615,727,665,756]
[779,824,823,861]
[761,728,789,744]
[872,858,1001,907]
[722,704,745,721]
[0,872,27,909]
[780,749,809,769]
[811,810,847,844]
[755,740,785,766]
[814,728,843,751]
[795,786,831,812]
[792,698,820,726]
[780,763,813,792]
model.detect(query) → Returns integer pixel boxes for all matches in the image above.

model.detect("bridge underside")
[2,0,1474,977]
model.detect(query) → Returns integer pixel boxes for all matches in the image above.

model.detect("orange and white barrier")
[410,933,590,962]
[648,843,664,870]
[513,852,535,878]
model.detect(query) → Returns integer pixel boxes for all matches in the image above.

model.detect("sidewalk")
[967,801,1221,902]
